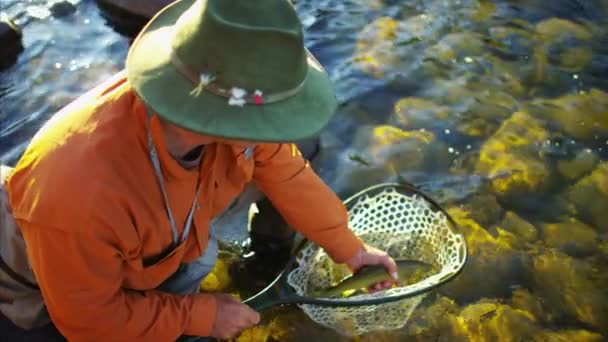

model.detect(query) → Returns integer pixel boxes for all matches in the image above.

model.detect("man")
[0,0,398,340]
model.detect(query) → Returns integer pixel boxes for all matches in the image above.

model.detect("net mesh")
[286,185,466,336]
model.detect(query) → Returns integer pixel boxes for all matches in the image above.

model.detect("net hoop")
[284,182,468,335]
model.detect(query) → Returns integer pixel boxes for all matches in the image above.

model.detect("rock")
[497,211,538,245]
[454,89,520,139]
[333,125,451,195]
[49,0,77,17]
[332,163,394,201]
[475,111,553,200]
[529,89,608,141]
[541,218,598,257]
[354,14,438,79]
[523,18,595,93]
[0,18,24,71]
[199,256,232,292]
[235,316,290,342]
[557,149,599,182]
[95,0,168,38]
[453,300,541,341]
[439,208,531,302]
[359,125,438,170]
[403,296,463,341]
[389,97,449,130]
[534,18,593,72]
[529,249,608,332]
[510,288,546,324]
[533,329,604,342]
[565,162,608,233]
[425,31,486,66]
[487,23,536,62]
[462,192,504,228]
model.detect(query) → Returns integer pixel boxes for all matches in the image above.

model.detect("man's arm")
[252,143,363,263]
[18,219,216,341]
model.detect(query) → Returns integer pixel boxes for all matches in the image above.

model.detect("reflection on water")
[1,0,607,340]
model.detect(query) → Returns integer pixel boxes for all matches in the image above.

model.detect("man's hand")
[209,293,260,340]
[344,244,399,292]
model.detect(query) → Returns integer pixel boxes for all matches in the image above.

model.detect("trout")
[309,259,434,298]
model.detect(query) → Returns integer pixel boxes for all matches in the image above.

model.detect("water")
[1,0,607,340]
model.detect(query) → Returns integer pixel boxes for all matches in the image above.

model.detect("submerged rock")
[359,125,441,171]
[487,23,536,62]
[0,18,24,71]
[453,299,541,341]
[497,211,538,245]
[510,288,546,324]
[402,296,463,341]
[49,0,77,17]
[425,31,486,65]
[475,111,553,200]
[440,208,531,302]
[462,192,504,228]
[541,218,598,257]
[529,249,608,332]
[529,89,608,141]
[557,149,599,182]
[354,15,433,79]
[565,162,608,233]
[453,89,520,139]
[534,329,604,342]
[534,18,593,73]
[199,257,232,293]
[389,97,449,130]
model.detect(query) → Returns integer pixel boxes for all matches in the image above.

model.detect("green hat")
[126,0,338,142]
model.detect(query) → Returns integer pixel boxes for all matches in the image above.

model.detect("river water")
[1,0,607,341]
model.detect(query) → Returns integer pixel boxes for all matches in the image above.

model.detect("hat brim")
[126,0,338,142]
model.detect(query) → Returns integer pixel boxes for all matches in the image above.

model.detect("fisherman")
[0,0,398,340]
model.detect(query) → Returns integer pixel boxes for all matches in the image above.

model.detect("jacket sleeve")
[17,219,216,342]
[252,143,363,263]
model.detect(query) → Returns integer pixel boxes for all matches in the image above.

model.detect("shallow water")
[1,0,607,341]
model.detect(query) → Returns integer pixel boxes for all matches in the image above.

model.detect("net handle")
[244,182,468,310]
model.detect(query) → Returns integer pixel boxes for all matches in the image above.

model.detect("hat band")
[170,50,308,106]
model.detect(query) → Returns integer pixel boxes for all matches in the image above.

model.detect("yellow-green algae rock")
[529,249,608,332]
[510,288,546,324]
[400,296,464,342]
[533,329,604,342]
[354,14,434,79]
[453,89,520,138]
[356,125,446,171]
[497,211,538,244]
[439,208,531,302]
[557,149,599,182]
[475,111,552,199]
[487,23,535,60]
[461,192,504,228]
[425,31,486,65]
[534,18,593,73]
[529,89,608,141]
[334,125,444,195]
[541,218,598,257]
[452,299,541,341]
[389,97,450,130]
[565,162,608,233]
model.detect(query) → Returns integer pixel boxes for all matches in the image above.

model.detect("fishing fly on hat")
[126,0,338,142]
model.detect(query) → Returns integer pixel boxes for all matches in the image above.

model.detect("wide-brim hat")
[126,0,338,142]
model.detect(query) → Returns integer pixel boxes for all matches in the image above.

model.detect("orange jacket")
[6,71,362,341]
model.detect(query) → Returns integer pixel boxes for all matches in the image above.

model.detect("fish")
[309,259,434,298]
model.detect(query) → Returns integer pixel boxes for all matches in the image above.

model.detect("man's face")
[159,118,259,150]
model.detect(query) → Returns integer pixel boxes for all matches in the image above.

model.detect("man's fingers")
[247,308,261,325]
[381,254,399,281]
